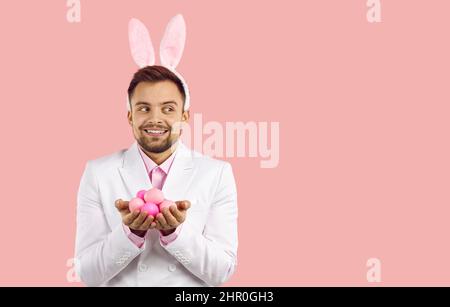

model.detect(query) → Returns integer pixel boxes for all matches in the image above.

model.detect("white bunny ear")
[160,14,186,69]
[128,18,155,67]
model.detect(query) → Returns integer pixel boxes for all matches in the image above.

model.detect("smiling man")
[74,66,238,287]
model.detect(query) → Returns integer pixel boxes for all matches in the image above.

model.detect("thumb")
[115,199,129,211]
[178,200,191,211]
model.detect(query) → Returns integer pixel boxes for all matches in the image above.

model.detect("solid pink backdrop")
[0,0,450,286]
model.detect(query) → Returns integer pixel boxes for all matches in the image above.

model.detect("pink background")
[1,0,449,286]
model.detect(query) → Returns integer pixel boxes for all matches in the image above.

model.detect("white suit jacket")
[75,141,238,287]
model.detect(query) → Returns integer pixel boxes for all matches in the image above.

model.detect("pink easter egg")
[129,197,145,212]
[159,199,176,212]
[141,202,160,217]
[136,190,146,200]
[144,188,165,204]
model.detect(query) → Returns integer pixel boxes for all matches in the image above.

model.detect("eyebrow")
[135,100,178,107]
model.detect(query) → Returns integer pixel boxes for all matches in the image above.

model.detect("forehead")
[132,81,183,105]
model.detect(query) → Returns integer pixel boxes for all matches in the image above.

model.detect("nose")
[146,108,164,125]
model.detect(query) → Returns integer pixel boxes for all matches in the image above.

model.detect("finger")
[168,205,184,223]
[161,207,179,228]
[176,200,191,211]
[123,210,139,225]
[118,205,131,218]
[115,199,126,210]
[115,199,129,211]
[139,215,154,230]
[130,211,147,229]
[150,221,157,229]
[156,213,169,229]
[123,210,140,225]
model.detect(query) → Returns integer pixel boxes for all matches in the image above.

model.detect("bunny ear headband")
[127,14,190,111]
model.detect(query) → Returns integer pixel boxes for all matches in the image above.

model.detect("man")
[75,66,238,286]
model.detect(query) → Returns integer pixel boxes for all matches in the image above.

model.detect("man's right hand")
[115,199,157,237]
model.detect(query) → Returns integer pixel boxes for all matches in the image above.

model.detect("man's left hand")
[156,200,191,235]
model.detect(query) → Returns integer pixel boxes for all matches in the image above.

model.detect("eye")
[139,107,149,112]
[163,106,175,112]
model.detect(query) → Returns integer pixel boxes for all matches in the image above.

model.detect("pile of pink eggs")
[129,188,176,218]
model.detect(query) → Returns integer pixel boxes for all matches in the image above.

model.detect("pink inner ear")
[160,14,186,69]
[129,18,155,67]
[165,46,178,61]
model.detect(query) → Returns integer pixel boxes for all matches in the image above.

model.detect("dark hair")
[127,65,186,109]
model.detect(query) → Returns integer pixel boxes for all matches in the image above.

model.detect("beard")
[136,131,176,154]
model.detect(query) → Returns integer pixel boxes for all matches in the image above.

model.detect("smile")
[143,129,169,137]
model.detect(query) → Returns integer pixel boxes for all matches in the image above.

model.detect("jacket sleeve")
[160,162,239,286]
[74,161,145,286]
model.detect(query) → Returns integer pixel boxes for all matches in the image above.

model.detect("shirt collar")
[137,142,178,176]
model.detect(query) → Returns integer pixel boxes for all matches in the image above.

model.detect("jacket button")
[138,264,148,272]
[168,264,177,272]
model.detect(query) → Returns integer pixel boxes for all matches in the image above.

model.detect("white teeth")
[145,129,166,134]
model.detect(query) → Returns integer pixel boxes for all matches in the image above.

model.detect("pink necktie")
[151,167,164,190]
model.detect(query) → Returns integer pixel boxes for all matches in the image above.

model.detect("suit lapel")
[118,142,153,197]
[162,142,194,202]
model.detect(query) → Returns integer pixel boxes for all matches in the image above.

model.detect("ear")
[182,109,190,122]
[129,18,156,67]
[160,14,186,69]
[127,110,133,126]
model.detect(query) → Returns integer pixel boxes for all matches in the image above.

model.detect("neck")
[141,142,178,165]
